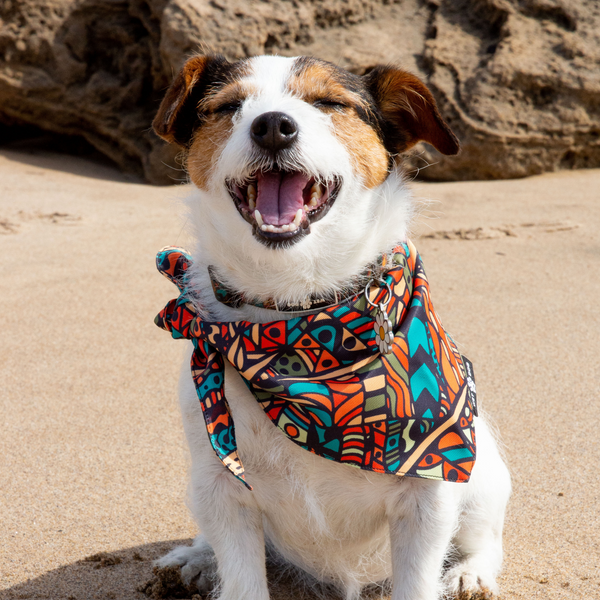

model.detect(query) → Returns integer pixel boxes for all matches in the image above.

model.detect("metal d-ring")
[364,277,393,310]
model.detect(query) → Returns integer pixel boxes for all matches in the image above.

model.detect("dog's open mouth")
[228,169,341,245]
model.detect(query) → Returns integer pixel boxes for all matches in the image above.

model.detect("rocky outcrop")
[0,0,177,184]
[412,0,600,180]
[0,0,598,184]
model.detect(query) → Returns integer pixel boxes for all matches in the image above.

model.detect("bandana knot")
[156,242,477,490]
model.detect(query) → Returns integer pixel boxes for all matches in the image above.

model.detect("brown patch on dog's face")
[186,114,235,190]
[285,58,459,185]
[327,112,389,189]
[197,81,251,116]
[288,59,389,189]
[153,54,249,149]
[288,60,360,107]
[187,82,254,190]
[153,55,254,191]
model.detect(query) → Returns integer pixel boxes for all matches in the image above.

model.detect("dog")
[152,54,511,600]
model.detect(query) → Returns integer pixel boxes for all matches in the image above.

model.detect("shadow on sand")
[0,134,149,185]
[0,539,185,600]
[0,539,390,600]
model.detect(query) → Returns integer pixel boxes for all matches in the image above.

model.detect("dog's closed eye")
[213,101,242,115]
[313,98,348,110]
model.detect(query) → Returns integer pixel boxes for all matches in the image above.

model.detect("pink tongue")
[256,171,310,225]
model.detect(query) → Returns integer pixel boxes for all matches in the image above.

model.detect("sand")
[0,147,598,600]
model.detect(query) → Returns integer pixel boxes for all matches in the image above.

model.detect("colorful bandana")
[155,243,477,490]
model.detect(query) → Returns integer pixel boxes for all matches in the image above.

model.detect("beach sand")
[0,148,598,599]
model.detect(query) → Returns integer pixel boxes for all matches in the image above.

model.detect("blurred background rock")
[0,0,598,185]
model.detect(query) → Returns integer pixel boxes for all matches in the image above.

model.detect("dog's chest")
[221,360,398,580]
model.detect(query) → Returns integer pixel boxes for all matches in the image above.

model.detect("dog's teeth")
[308,182,322,207]
[304,204,310,212]
[293,209,303,227]
[256,206,304,234]
[247,183,256,200]
[249,197,256,211]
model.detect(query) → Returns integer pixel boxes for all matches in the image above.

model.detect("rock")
[410,0,600,180]
[0,0,598,184]
[0,0,178,184]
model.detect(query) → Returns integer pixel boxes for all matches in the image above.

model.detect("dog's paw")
[443,560,498,600]
[156,539,218,592]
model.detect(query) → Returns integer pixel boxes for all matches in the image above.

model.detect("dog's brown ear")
[363,66,459,156]
[153,54,231,146]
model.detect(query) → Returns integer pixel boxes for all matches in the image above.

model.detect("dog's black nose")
[251,112,298,152]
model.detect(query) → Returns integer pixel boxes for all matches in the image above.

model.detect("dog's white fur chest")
[180,354,394,585]
[177,339,507,596]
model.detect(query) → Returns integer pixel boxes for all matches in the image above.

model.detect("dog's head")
[154,55,458,299]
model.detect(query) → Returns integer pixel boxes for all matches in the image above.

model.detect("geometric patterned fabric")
[155,242,477,490]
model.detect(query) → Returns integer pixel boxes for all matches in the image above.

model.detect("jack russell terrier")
[152,54,511,600]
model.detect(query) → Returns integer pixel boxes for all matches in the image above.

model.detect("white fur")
[157,56,511,600]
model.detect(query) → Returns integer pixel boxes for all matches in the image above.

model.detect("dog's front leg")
[192,471,270,600]
[163,356,270,600]
[158,471,269,600]
[388,480,458,600]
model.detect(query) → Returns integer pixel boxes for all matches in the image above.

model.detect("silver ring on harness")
[364,278,393,310]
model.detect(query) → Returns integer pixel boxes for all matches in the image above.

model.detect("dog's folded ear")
[153,54,231,146]
[363,66,460,156]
